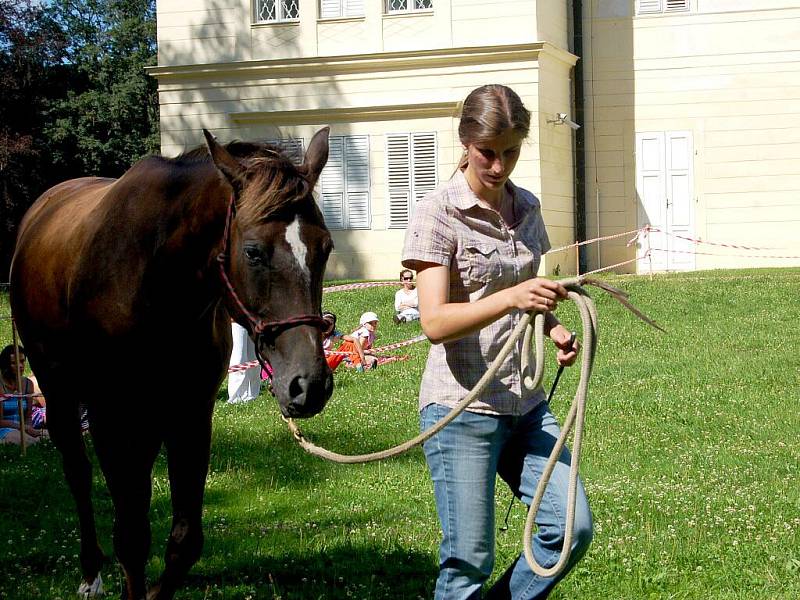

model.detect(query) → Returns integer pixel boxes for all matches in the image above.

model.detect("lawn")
[1,269,798,599]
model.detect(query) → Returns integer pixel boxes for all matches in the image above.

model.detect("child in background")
[326,312,379,372]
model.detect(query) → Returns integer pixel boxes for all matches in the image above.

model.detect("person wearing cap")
[326,311,378,372]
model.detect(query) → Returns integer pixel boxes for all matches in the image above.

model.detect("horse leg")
[91,418,162,600]
[46,395,106,592]
[147,402,213,600]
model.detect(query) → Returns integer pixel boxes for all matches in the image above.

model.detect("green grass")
[1,269,799,599]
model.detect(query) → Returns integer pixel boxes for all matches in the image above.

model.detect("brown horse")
[9,128,334,599]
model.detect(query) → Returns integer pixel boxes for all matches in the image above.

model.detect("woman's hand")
[549,324,580,367]
[506,278,568,313]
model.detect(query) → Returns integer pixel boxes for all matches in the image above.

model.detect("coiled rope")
[283,276,662,577]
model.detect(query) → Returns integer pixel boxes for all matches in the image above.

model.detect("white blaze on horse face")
[285,216,310,282]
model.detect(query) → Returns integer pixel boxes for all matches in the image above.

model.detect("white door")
[636,131,694,272]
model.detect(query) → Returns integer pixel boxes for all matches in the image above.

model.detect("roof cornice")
[230,101,462,125]
[146,42,578,81]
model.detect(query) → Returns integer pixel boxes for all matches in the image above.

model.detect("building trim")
[230,101,461,125]
[147,42,578,82]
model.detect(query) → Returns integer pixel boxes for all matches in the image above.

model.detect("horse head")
[205,127,334,418]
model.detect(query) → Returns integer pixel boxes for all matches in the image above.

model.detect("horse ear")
[301,126,330,187]
[203,129,246,187]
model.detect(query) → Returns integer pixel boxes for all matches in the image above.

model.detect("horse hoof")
[77,573,104,597]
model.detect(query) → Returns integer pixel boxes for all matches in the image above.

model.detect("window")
[386,132,437,229]
[265,137,304,165]
[255,0,299,23]
[319,136,371,229]
[320,0,364,19]
[636,0,689,15]
[386,0,433,15]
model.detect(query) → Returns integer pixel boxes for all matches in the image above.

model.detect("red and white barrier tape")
[324,334,428,357]
[323,281,401,293]
[227,334,429,373]
[649,248,800,260]
[548,228,643,255]
[645,227,784,252]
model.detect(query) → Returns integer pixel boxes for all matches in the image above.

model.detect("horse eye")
[243,246,264,265]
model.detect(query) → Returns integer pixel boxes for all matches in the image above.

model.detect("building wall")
[152,1,580,280]
[585,0,800,271]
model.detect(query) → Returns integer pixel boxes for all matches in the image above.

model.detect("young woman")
[394,269,420,324]
[402,84,593,599]
[0,344,41,446]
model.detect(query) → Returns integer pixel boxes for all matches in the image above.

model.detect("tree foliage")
[0,0,158,278]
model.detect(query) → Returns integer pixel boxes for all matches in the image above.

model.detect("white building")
[149,1,800,278]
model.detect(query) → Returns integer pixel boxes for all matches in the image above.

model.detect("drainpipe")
[571,0,588,273]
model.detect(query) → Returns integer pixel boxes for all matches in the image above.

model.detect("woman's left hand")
[550,325,580,367]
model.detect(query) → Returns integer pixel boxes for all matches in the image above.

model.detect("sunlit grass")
[1,269,798,599]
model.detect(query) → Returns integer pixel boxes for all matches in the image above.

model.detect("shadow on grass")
[183,546,436,599]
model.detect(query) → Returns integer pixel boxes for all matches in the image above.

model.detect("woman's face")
[401,272,414,288]
[2,352,25,378]
[464,129,524,194]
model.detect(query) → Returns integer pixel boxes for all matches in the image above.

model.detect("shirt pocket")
[462,242,502,286]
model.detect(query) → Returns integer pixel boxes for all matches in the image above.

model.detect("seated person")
[0,344,41,446]
[327,312,380,372]
[28,374,47,432]
[394,269,420,324]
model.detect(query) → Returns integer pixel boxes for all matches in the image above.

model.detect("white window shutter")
[320,137,345,229]
[637,0,662,14]
[386,132,437,229]
[665,0,689,12]
[345,136,370,229]
[345,0,364,17]
[387,134,412,229]
[321,0,341,18]
[411,132,437,204]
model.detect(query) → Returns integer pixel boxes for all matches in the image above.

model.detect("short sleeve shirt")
[401,169,551,416]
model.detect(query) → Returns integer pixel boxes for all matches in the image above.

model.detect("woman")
[0,344,41,446]
[402,84,592,599]
[394,269,420,324]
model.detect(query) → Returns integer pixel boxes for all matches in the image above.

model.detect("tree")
[0,0,158,278]
[46,0,159,176]
[0,0,69,278]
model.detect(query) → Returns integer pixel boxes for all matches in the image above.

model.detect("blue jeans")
[420,402,593,600]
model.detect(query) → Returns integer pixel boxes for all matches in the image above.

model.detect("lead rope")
[283,276,662,577]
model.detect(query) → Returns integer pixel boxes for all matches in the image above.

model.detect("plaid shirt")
[402,170,551,416]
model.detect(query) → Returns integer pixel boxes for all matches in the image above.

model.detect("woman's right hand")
[506,278,568,313]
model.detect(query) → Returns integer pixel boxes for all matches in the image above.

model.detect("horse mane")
[171,140,311,226]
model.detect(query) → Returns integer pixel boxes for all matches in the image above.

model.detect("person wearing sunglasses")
[393,269,420,324]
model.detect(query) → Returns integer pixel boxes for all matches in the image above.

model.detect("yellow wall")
[584,0,800,271]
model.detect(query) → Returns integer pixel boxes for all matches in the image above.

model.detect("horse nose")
[287,370,333,418]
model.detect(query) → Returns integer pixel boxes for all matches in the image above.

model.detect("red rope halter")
[216,195,326,377]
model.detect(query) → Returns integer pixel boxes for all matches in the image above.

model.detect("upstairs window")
[319,135,371,230]
[321,0,365,19]
[255,0,299,23]
[636,0,689,15]
[386,132,437,229]
[386,0,433,15]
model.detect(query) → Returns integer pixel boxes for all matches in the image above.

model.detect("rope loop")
[283,276,662,575]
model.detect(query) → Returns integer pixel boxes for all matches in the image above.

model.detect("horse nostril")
[288,375,307,404]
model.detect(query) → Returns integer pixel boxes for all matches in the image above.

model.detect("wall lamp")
[547,112,581,130]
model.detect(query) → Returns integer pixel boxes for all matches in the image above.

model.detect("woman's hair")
[0,344,25,373]
[457,84,531,170]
